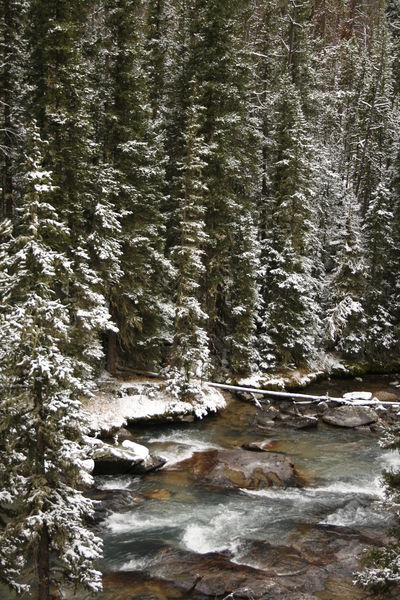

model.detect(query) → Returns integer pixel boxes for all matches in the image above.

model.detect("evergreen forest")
[2,0,400,598]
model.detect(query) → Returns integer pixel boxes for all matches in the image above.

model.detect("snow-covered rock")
[85,376,227,437]
[121,440,149,460]
[90,438,165,475]
[343,391,373,401]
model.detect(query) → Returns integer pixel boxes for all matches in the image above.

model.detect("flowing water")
[93,375,400,598]
[1,375,400,599]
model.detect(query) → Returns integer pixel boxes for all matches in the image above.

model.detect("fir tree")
[260,76,318,369]
[193,0,261,376]
[0,0,27,218]
[166,80,210,396]
[0,128,102,600]
[363,178,397,361]
[101,0,172,369]
[324,193,367,357]
[26,0,114,374]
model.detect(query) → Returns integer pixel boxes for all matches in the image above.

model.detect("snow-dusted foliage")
[259,75,319,369]
[0,129,103,595]
[167,79,210,393]
[324,195,367,357]
[99,0,173,366]
[363,180,397,359]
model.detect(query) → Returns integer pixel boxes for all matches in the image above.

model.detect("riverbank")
[84,372,227,437]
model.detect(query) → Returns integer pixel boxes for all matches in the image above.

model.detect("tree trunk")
[38,526,50,600]
[35,381,50,600]
[2,0,14,218]
[107,329,117,376]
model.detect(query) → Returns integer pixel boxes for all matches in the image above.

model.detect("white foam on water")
[241,479,383,502]
[119,555,155,572]
[147,431,219,448]
[97,475,135,491]
[319,503,390,528]
[182,509,242,555]
[241,487,317,502]
[380,450,400,471]
[106,511,185,534]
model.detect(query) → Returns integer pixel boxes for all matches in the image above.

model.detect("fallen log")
[116,368,400,409]
[207,382,343,403]
[207,382,400,408]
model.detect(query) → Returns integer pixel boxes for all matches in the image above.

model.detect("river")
[2,375,400,599]
[94,375,400,599]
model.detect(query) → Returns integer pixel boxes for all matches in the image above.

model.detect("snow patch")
[85,377,226,435]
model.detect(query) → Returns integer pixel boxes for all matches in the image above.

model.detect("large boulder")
[322,406,378,428]
[172,448,301,490]
[92,439,166,475]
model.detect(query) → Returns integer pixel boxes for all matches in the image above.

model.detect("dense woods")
[2,0,400,382]
[1,0,400,597]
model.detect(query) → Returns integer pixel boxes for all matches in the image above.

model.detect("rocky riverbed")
[78,374,400,600]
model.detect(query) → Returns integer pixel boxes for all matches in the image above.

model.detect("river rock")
[242,439,275,452]
[92,439,166,475]
[276,413,318,429]
[316,401,329,414]
[88,489,144,526]
[175,448,301,490]
[322,406,379,428]
[374,391,399,402]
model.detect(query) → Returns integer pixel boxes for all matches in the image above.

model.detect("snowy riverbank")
[84,373,227,437]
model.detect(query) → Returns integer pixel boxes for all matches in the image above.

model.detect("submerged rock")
[322,406,378,428]
[172,448,301,490]
[276,413,318,429]
[99,535,400,600]
[242,439,276,452]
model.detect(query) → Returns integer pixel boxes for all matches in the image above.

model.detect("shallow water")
[95,375,400,591]
[2,375,400,599]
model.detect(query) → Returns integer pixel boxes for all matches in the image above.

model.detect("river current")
[94,375,400,598]
[1,375,400,599]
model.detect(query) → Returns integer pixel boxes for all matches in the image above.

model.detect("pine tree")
[363,178,397,361]
[26,0,114,374]
[324,193,367,357]
[192,0,260,376]
[144,0,169,119]
[166,79,210,396]
[0,128,102,599]
[0,0,27,218]
[259,76,318,369]
[100,0,172,369]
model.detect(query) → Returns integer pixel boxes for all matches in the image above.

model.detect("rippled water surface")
[2,375,400,599]
[97,375,400,580]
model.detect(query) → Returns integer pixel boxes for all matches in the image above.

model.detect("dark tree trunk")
[35,381,50,600]
[2,0,14,218]
[38,526,50,600]
[107,329,117,376]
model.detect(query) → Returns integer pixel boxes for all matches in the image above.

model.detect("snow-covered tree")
[363,178,397,361]
[100,0,172,369]
[166,80,210,396]
[324,193,367,357]
[0,0,28,218]
[0,128,103,599]
[194,0,260,376]
[259,76,319,369]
